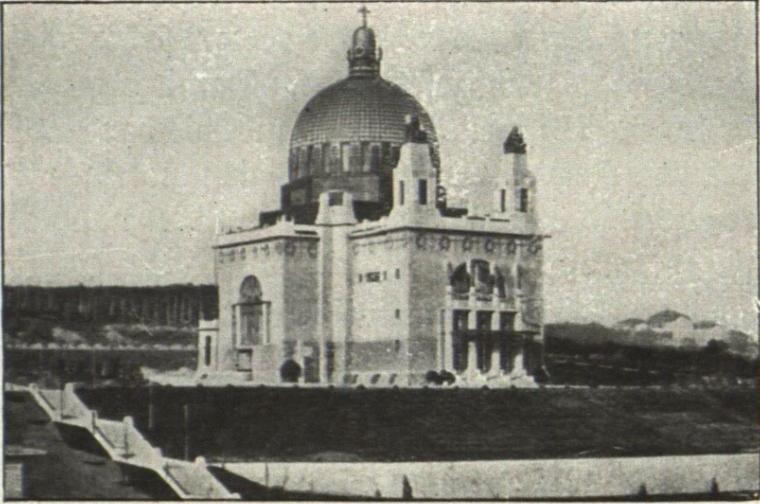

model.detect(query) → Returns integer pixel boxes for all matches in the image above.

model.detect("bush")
[424,370,442,385]
[439,370,456,384]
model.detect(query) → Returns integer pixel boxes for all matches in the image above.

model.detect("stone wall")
[222,453,759,499]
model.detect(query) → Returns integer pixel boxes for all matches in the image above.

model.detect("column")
[489,312,502,376]
[443,296,455,372]
[466,341,478,374]
[234,304,243,347]
[511,336,526,376]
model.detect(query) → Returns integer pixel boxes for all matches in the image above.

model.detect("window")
[349,143,361,172]
[398,180,405,206]
[293,151,300,179]
[395,309,401,319]
[450,263,471,294]
[381,142,392,168]
[476,311,492,330]
[499,312,515,331]
[328,192,343,206]
[366,272,381,282]
[299,147,309,177]
[235,276,265,348]
[204,336,212,367]
[358,274,363,282]
[395,268,400,279]
[305,145,313,176]
[453,310,469,331]
[418,179,428,205]
[329,144,340,173]
[500,189,507,213]
[394,339,401,352]
[471,259,494,295]
[289,151,297,179]
[361,142,371,172]
[370,144,381,171]
[516,266,523,290]
[313,144,323,174]
[519,188,529,212]
[239,304,263,346]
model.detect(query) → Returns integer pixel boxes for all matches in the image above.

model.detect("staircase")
[28,383,239,500]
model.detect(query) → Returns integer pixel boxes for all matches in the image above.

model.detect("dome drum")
[289,141,401,180]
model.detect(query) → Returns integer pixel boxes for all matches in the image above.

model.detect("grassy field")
[77,385,758,463]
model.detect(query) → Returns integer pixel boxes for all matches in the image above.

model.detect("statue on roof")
[503,126,527,154]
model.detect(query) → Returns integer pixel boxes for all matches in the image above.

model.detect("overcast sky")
[4,3,757,334]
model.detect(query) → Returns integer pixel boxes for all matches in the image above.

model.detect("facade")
[197,14,547,387]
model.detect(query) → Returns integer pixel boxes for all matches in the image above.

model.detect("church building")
[197,11,547,387]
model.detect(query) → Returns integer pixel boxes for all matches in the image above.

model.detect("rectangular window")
[519,188,529,212]
[395,309,401,319]
[361,142,371,172]
[381,142,392,168]
[328,192,343,206]
[358,274,363,282]
[329,144,340,173]
[395,268,400,279]
[293,153,300,179]
[476,311,493,330]
[398,180,405,206]
[500,189,506,212]
[299,148,308,177]
[370,144,381,171]
[289,152,297,179]
[418,179,428,205]
[516,267,523,290]
[499,312,515,331]
[305,145,313,176]
[453,310,469,331]
[239,304,262,346]
[204,336,212,366]
[366,272,381,282]
[322,143,330,173]
[313,144,323,174]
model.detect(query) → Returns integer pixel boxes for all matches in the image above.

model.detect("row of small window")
[289,141,401,179]
[358,268,401,283]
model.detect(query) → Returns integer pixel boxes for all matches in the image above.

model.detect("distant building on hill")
[614,309,758,357]
[196,11,547,387]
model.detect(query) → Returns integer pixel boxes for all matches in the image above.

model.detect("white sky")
[3,3,757,334]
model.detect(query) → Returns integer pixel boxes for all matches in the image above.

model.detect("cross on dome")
[358,5,370,27]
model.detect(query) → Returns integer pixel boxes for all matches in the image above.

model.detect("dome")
[290,76,438,150]
[276,13,442,225]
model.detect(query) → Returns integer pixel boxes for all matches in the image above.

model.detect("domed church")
[197,9,547,388]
